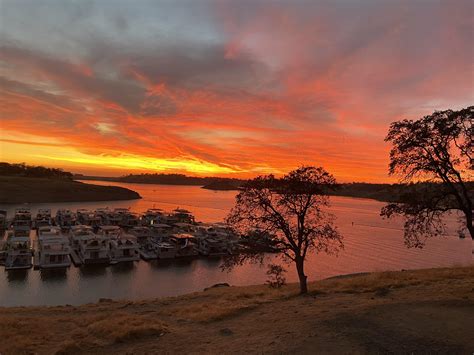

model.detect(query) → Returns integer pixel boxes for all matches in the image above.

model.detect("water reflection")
[110,262,135,275]
[6,269,29,283]
[201,257,223,267]
[40,268,67,282]
[79,265,108,278]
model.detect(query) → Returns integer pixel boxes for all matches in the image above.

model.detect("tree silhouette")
[225,166,343,294]
[381,106,473,249]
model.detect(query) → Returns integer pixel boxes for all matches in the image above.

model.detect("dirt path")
[1,266,473,354]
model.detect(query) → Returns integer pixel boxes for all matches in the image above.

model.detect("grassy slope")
[0,176,141,203]
[0,266,473,354]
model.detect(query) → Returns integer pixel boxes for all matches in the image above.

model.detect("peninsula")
[0,163,141,203]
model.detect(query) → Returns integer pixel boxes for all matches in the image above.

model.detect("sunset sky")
[0,0,473,181]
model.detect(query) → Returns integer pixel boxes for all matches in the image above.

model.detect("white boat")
[150,239,177,259]
[56,209,76,230]
[171,233,198,257]
[108,233,140,263]
[98,225,122,239]
[0,210,7,231]
[173,208,195,224]
[128,226,152,245]
[94,208,110,224]
[77,209,101,228]
[36,226,71,268]
[105,211,123,226]
[195,236,229,257]
[34,209,52,229]
[70,225,110,265]
[4,230,32,270]
[150,223,172,240]
[141,208,165,226]
[164,208,195,225]
[0,238,7,265]
[120,212,140,229]
[11,208,32,237]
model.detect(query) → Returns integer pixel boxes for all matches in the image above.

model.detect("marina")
[0,205,240,271]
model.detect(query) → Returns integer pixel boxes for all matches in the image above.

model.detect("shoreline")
[0,176,141,204]
[1,265,472,354]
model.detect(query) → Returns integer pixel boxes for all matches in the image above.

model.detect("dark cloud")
[0,45,147,113]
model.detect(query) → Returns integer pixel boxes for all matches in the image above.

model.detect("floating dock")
[139,249,157,261]
[69,250,82,266]
[33,250,40,270]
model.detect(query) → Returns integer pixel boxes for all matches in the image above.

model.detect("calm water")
[0,180,471,307]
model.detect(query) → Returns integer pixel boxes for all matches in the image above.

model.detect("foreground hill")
[0,176,141,203]
[1,266,472,354]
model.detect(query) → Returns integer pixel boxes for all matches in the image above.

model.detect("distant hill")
[76,173,246,188]
[0,176,141,204]
[0,162,73,180]
[75,172,473,203]
[202,179,242,191]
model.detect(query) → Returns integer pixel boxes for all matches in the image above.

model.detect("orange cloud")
[0,1,472,181]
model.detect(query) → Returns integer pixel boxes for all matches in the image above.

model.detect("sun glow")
[36,153,241,175]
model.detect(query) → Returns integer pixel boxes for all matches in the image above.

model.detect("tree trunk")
[295,256,308,294]
[464,210,473,260]
[464,207,474,239]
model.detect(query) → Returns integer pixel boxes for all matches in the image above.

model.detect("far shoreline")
[0,176,141,204]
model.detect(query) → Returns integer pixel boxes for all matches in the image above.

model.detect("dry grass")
[314,265,474,294]
[0,307,167,354]
[0,265,473,354]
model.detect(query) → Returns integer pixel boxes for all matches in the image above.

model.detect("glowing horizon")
[1,1,472,182]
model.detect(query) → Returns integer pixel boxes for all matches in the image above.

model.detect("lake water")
[0,180,471,307]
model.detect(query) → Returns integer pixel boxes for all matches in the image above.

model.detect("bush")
[266,264,287,289]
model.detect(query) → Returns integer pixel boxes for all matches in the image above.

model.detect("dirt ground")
[1,266,473,354]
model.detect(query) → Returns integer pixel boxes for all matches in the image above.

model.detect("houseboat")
[11,219,32,238]
[70,225,110,265]
[94,208,110,224]
[141,208,164,226]
[150,223,172,240]
[120,212,140,229]
[36,226,71,268]
[0,239,7,265]
[165,208,195,225]
[0,210,7,232]
[34,209,53,228]
[4,230,32,270]
[56,209,76,230]
[171,233,199,257]
[195,235,229,257]
[98,225,121,239]
[108,233,140,263]
[150,238,177,259]
[105,209,125,226]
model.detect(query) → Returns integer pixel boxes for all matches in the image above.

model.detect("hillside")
[0,176,141,203]
[0,266,472,354]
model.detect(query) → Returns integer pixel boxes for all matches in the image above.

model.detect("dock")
[69,250,82,266]
[33,250,40,270]
[139,249,157,261]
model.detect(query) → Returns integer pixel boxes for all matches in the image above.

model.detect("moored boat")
[4,229,32,270]
[36,226,71,268]
[70,225,110,265]
[108,233,140,263]
[34,209,53,229]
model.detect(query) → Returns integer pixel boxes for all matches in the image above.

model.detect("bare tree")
[381,106,473,251]
[226,166,343,294]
